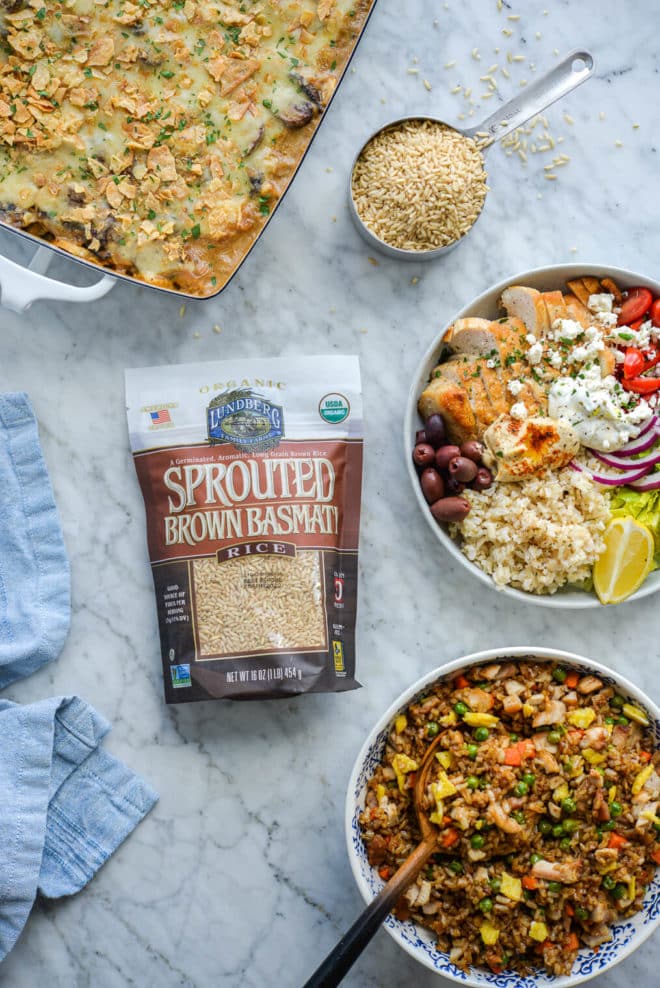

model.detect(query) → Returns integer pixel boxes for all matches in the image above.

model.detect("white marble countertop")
[1,0,658,985]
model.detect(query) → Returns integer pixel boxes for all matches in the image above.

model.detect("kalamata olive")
[460,440,484,463]
[415,429,427,445]
[413,443,435,468]
[448,456,478,483]
[445,477,465,496]
[420,468,444,503]
[434,444,461,471]
[473,467,493,491]
[430,496,471,523]
[424,413,446,449]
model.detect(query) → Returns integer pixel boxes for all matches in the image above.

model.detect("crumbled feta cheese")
[527,342,543,365]
[549,351,563,369]
[509,401,528,420]
[588,293,614,314]
[525,333,537,345]
[486,358,498,369]
[549,363,651,450]
[609,320,654,348]
[552,318,583,341]
[569,336,604,364]
[507,379,523,396]
[594,310,618,329]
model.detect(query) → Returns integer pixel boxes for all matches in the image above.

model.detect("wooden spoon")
[302,733,447,988]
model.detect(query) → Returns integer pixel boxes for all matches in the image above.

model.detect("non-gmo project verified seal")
[170,664,191,688]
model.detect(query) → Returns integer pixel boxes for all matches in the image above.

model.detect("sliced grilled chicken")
[563,293,592,327]
[418,376,477,443]
[540,290,569,328]
[499,286,550,336]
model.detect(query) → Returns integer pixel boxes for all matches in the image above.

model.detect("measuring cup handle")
[463,49,594,147]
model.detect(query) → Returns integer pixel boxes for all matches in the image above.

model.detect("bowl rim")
[403,262,660,608]
[345,645,660,987]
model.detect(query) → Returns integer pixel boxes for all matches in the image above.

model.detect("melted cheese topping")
[0,0,371,296]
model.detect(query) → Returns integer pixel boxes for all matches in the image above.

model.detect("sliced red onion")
[608,423,660,457]
[628,472,660,491]
[570,459,651,486]
[637,414,658,437]
[592,447,660,470]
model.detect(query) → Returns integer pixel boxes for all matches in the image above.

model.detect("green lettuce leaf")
[609,487,660,566]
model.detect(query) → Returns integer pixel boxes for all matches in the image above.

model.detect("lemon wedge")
[593,517,654,605]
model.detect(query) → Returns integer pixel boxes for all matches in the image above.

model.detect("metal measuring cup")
[348,50,594,260]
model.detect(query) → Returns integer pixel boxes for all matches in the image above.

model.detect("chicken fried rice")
[358,658,660,977]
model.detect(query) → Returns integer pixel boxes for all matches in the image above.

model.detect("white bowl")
[345,646,660,987]
[404,263,660,608]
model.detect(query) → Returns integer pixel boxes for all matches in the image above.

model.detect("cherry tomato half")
[652,298,660,329]
[622,376,660,395]
[618,287,653,326]
[623,347,646,379]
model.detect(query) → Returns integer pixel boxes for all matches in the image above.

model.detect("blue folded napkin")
[0,695,158,961]
[0,394,158,961]
[0,393,70,688]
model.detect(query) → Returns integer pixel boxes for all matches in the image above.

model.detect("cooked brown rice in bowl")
[357,655,660,979]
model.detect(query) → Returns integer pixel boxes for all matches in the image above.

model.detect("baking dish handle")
[0,246,115,313]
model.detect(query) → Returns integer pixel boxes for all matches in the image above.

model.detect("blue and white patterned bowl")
[345,647,660,986]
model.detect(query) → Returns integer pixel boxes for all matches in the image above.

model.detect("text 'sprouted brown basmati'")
[125,356,363,703]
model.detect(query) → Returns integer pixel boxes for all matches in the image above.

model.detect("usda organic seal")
[319,392,350,424]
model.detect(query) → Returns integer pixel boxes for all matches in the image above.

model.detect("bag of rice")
[125,356,363,703]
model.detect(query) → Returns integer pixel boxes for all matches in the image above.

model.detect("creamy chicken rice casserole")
[359,659,660,978]
[0,0,371,295]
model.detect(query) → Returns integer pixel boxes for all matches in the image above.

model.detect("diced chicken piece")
[467,847,486,861]
[405,883,419,907]
[460,687,494,712]
[531,858,581,884]
[367,834,388,866]
[590,897,616,924]
[422,901,439,915]
[577,675,603,694]
[487,801,523,834]
[415,880,432,907]
[480,662,517,680]
[532,699,567,728]
[504,680,526,696]
[500,285,550,336]
[502,695,523,716]
[611,723,642,749]
[563,690,579,707]
[592,789,611,822]
[581,925,613,948]
[450,802,477,832]
[535,748,560,774]
[580,726,609,751]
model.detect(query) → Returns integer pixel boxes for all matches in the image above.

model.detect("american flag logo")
[150,408,171,425]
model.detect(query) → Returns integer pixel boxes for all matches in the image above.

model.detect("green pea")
[489,877,501,893]
[466,744,479,760]
[467,775,480,790]
[426,721,439,738]
[471,833,485,849]
[601,820,616,832]
[575,906,589,921]
[474,727,490,742]
[610,801,623,817]
[512,810,525,824]
[449,860,463,874]
[479,776,489,790]
[602,875,616,890]
[479,897,493,913]
[561,797,577,815]
[552,667,567,683]
[552,823,564,838]
[612,883,627,900]
[560,837,572,851]
[610,695,625,709]
[522,773,536,787]
[562,818,580,834]
[605,716,615,726]
[538,819,552,836]
[616,716,629,726]
[654,821,660,834]
[547,731,562,745]
[515,781,529,796]
[509,732,519,742]
[530,852,543,865]
[454,701,469,716]
[547,881,562,894]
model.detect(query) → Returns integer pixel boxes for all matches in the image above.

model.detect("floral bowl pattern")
[345,647,660,987]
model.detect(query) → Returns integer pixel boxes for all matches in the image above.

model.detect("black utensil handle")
[301,881,398,988]
[301,837,436,988]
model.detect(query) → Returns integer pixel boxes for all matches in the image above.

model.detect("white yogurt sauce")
[548,363,652,451]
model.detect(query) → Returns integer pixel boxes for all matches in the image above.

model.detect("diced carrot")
[640,750,652,763]
[378,865,391,880]
[608,832,628,850]
[565,672,579,688]
[565,903,575,917]
[522,876,538,891]
[442,815,453,826]
[651,847,660,865]
[441,827,459,848]
[405,772,417,789]
[534,940,553,955]
[504,738,536,766]
[455,673,470,689]
[565,933,580,951]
